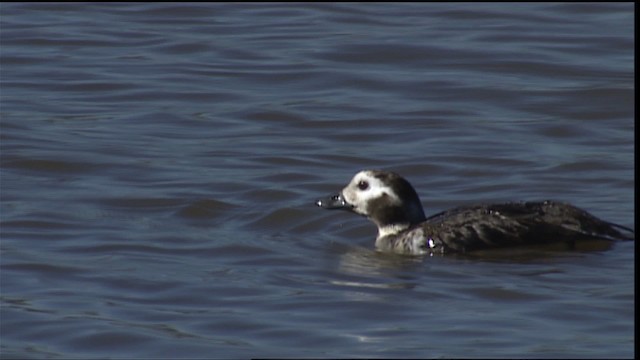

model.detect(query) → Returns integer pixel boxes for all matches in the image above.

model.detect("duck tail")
[604,221,634,241]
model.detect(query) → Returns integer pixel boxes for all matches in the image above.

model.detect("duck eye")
[357,180,369,191]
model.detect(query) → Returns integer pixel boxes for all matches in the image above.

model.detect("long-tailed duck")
[316,170,634,255]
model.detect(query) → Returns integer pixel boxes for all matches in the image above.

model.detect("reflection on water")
[330,237,618,292]
[332,246,421,290]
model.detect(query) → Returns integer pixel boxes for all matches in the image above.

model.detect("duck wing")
[421,201,633,253]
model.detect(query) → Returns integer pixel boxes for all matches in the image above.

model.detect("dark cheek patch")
[367,194,405,226]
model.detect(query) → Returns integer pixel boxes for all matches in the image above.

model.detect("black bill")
[315,193,352,210]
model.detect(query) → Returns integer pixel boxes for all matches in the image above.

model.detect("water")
[0,3,634,358]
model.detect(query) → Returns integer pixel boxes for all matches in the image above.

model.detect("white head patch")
[341,170,401,216]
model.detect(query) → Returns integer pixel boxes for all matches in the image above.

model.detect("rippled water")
[0,3,634,359]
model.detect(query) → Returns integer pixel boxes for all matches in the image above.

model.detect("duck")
[315,170,634,255]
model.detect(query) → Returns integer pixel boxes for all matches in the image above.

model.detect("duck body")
[316,170,634,255]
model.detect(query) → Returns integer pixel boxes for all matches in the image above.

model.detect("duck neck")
[377,223,411,239]
[370,199,426,239]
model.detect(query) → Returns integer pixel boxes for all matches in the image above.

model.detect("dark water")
[0,3,634,359]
